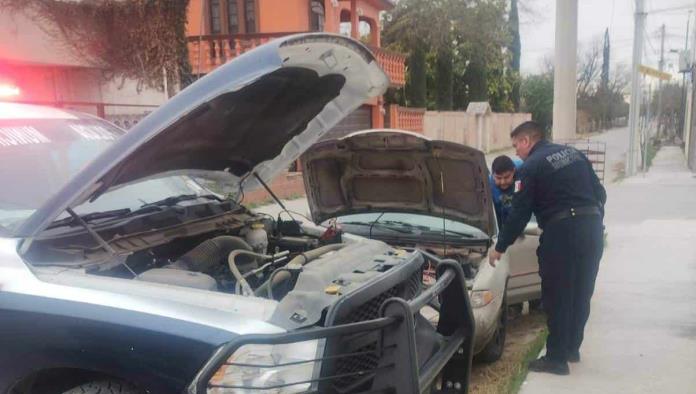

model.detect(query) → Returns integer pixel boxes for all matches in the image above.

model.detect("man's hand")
[489,249,503,267]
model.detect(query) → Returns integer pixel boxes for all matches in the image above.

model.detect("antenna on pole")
[197,0,206,80]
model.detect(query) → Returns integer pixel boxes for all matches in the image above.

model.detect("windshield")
[0,115,208,232]
[334,212,489,240]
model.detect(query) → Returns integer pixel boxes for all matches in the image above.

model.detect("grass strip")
[505,328,548,393]
[468,311,547,394]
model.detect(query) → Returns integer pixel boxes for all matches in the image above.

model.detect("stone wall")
[423,110,531,153]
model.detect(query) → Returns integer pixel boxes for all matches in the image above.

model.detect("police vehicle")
[0,34,475,394]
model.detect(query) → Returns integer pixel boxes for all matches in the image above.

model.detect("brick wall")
[243,171,306,205]
[386,105,426,133]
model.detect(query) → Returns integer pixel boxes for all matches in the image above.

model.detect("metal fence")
[560,139,607,183]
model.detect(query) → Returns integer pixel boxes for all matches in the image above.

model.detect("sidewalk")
[520,146,696,393]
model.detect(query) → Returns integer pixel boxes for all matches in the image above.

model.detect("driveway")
[520,146,696,393]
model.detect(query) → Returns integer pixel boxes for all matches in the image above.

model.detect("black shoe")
[567,351,580,363]
[528,356,570,375]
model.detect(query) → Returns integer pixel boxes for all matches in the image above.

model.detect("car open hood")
[301,130,496,237]
[16,34,388,238]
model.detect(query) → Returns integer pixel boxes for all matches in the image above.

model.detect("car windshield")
[0,115,208,233]
[335,212,489,239]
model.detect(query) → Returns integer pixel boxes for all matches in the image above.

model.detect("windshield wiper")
[380,220,430,231]
[340,221,414,234]
[378,220,476,238]
[438,228,475,238]
[48,208,132,229]
[64,207,137,278]
[139,194,221,210]
[47,195,224,230]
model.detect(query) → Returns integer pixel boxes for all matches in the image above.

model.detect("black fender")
[0,292,237,393]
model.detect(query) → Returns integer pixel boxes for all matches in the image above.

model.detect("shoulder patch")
[514,180,522,193]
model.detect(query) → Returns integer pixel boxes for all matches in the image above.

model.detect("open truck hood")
[16,34,388,238]
[301,130,496,237]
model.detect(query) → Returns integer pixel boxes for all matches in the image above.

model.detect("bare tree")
[518,0,544,25]
[576,41,602,99]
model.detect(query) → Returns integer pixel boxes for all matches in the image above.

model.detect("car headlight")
[469,290,495,308]
[208,340,321,393]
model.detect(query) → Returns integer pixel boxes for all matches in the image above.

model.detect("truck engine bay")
[20,200,475,393]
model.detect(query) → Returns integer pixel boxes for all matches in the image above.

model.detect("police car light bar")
[0,84,21,98]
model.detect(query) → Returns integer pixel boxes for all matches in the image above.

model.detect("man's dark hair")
[511,120,545,141]
[492,155,516,175]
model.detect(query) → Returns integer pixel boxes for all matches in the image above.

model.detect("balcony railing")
[187,34,406,87]
[368,45,406,87]
[187,32,295,75]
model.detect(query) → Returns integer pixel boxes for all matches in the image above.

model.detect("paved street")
[521,145,696,393]
[586,126,629,183]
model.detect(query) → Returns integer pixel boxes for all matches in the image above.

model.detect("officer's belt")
[546,206,601,226]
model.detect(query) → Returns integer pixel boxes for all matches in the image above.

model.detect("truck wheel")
[476,292,508,363]
[62,380,142,394]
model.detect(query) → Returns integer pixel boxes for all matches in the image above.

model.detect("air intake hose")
[177,236,257,277]
[254,243,346,298]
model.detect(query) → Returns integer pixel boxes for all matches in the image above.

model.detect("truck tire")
[62,380,142,394]
[475,291,508,363]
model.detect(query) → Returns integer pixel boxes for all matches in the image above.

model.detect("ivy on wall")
[2,0,194,93]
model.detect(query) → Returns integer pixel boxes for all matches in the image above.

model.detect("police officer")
[489,121,606,375]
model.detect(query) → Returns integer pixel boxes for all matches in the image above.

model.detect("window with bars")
[244,0,256,33]
[310,0,325,32]
[227,0,239,33]
[210,0,222,34]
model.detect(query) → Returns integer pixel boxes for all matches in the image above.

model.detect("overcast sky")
[520,0,695,77]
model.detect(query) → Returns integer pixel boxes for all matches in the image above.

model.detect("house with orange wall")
[185,0,406,136]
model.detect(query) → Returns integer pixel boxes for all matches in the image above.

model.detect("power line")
[647,3,694,14]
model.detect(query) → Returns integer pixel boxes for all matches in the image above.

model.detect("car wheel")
[475,291,508,363]
[62,380,142,394]
[508,303,523,319]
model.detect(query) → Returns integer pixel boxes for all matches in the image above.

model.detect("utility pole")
[657,24,666,138]
[552,0,578,141]
[627,0,646,176]
[679,12,691,140]
[644,80,651,172]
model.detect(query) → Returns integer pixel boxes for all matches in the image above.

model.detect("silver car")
[302,130,542,362]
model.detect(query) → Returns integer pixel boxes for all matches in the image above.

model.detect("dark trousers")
[537,215,604,362]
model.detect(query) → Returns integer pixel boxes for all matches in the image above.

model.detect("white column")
[627,0,646,176]
[552,0,578,141]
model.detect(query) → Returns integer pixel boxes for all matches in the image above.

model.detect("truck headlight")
[469,290,495,308]
[208,340,320,393]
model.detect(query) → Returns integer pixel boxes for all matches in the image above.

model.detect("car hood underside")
[301,131,496,237]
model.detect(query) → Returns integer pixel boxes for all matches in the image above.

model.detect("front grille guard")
[188,254,475,394]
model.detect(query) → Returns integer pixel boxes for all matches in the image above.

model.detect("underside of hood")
[302,131,496,237]
[102,67,343,185]
[17,34,388,238]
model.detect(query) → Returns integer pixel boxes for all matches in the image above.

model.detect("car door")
[505,216,542,306]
